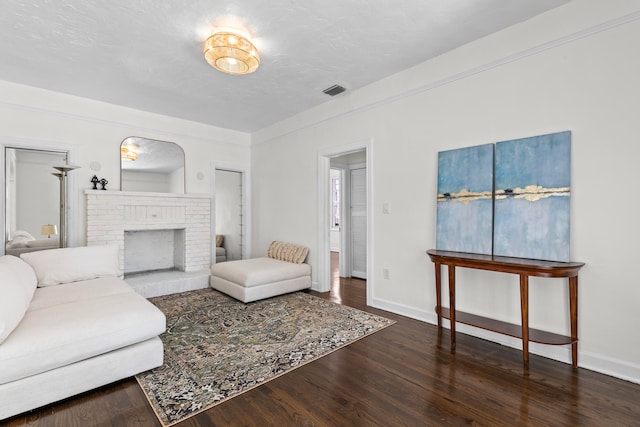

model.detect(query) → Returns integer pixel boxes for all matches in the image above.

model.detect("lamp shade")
[41,224,58,237]
[204,31,260,75]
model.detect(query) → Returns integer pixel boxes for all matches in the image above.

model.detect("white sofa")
[210,241,311,303]
[0,245,166,420]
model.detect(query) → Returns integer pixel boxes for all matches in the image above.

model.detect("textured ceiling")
[0,0,568,133]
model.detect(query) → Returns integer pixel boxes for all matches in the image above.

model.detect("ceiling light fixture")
[121,143,138,161]
[203,30,260,75]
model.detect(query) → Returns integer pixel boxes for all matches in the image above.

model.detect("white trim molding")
[372,296,640,385]
[317,139,373,306]
[253,10,640,146]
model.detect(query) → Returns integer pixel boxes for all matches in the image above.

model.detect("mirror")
[215,169,244,262]
[120,137,185,193]
[4,147,68,256]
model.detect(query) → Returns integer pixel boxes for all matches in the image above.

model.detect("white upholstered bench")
[210,241,311,303]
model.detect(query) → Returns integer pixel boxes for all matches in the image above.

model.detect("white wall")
[0,80,251,249]
[251,1,640,383]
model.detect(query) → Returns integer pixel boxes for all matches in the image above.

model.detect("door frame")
[348,163,367,279]
[317,139,373,305]
[328,164,349,277]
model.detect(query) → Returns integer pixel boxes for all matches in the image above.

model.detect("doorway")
[330,151,367,283]
[317,141,372,305]
[214,169,245,263]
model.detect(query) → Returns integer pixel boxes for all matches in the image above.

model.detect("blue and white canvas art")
[436,144,494,255]
[493,131,571,261]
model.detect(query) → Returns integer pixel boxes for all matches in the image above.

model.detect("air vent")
[322,84,346,96]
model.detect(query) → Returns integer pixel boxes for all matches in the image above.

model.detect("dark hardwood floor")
[4,252,640,426]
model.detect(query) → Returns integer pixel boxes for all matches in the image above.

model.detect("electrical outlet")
[383,268,390,279]
[382,202,390,214]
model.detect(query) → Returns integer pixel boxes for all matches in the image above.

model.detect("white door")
[350,167,366,279]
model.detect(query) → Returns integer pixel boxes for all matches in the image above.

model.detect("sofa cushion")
[210,257,311,288]
[267,241,309,264]
[0,277,166,384]
[27,276,134,311]
[0,256,37,344]
[20,245,119,287]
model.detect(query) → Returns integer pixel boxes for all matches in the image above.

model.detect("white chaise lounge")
[210,241,311,303]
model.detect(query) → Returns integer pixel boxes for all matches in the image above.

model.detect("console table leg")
[448,265,456,353]
[569,276,579,368]
[520,275,529,367]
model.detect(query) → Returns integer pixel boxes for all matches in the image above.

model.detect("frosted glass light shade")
[204,31,260,75]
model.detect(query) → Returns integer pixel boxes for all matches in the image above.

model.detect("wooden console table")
[426,249,585,368]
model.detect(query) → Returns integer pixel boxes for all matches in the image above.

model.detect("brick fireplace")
[85,190,211,296]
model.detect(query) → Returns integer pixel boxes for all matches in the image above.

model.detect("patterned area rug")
[136,289,395,426]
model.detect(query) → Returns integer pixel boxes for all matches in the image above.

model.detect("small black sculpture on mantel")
[90,175,99,190]
[99,178,108,190]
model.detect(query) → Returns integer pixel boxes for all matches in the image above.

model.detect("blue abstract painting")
[436,144,494,255]
[493,131,571,261]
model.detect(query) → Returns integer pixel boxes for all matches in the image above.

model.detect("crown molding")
[252,10,640,146]
[0,93,250,149]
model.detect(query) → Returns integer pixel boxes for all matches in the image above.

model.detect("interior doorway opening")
[329,150,367,287]
[328,250,367,307]
[317,142,371,307]
[214,168,245,263]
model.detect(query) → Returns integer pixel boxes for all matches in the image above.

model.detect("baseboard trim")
[371,296,435,324]
[371,296,640,385]
[579,350,640,385]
